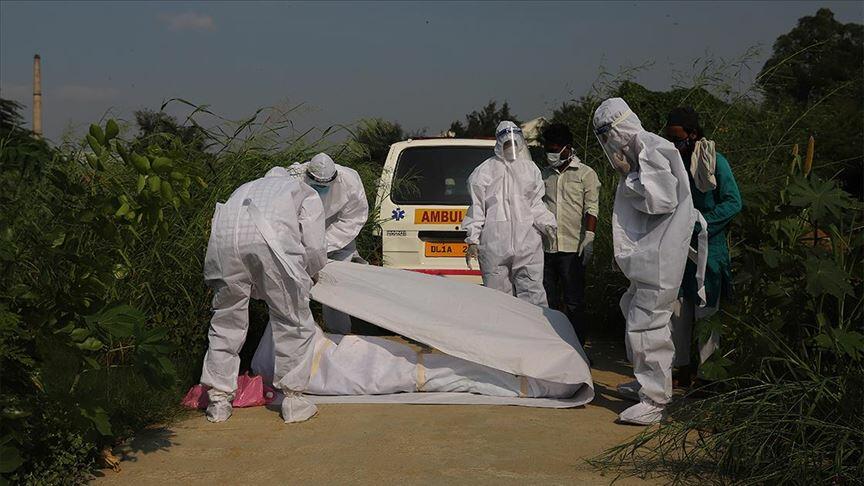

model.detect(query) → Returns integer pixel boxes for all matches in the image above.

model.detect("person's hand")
[311,272,320,285]
[579,231,595,266]
[465,244,479,270]
[542,225,557,249]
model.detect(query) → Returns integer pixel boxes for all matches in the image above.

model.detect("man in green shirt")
[541,124,601,346]
[665,107,742,386]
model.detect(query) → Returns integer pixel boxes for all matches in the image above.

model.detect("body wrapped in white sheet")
[255,332,579,399]
[252,262,594,407]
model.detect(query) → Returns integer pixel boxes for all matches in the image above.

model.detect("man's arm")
[583,169,600,232]
[297,187,327,278]
[462,172,486,245]
[529,167,557,231]
[701,153,742,238]
[326,172,369,253]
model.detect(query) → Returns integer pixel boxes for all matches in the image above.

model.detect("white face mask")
[546,146,570,167]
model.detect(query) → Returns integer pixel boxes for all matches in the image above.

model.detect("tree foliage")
[449,100,520,138]
[758,8,863,104]
[350,118,404,165]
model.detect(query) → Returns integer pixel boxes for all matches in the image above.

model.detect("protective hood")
[593,98,643,171]
[307,153,338,186]
[494,121,531,162]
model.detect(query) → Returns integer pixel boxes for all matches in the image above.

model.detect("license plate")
[424,242,467,258]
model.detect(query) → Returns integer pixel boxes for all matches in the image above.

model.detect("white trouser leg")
[321,243,360,334]
[200,280,252,398]
[620,284,675,405]
[251,248,318,393]
[511,260,548,307]
[480,262,515,297]
[670,297,694,367]
[696,299,721,364]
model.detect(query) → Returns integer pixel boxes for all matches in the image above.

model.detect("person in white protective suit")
[263,152,368,335]
[592,98,706,425]
[462,121,557,306]
[199,167,328,424]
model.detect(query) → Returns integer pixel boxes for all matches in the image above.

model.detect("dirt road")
[92,341,657,485]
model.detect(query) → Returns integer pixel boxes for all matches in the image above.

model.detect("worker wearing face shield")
[462,121,557,306]
[592,98,707,425]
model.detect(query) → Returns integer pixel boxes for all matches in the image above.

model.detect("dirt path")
[92,341,657,485]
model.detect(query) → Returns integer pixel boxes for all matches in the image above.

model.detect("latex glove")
[465,243,479,270]
[611,152,631,175]
[311,272,320,285]
[579,231,595,266]
[542,225,557,250]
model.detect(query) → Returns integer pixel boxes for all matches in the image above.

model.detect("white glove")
[579,231,595,266]
[465,243,479,270]
[542,225,557,250]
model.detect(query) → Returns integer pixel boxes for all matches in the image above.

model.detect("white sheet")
[274,391,587,408]
[309,262,594,406]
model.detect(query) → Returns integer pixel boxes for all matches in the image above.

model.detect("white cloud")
[160,12,215,32]
[56,85,120,103]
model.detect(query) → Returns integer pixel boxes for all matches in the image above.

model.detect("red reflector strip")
[407,269,481,276]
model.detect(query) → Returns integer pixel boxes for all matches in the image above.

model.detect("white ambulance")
[376,138,495,283]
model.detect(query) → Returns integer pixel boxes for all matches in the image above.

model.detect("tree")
[132,109,210,154]
[352,118,404,165]
[757,8,863,104]
[0,98,25,133]
[449,101,520,138]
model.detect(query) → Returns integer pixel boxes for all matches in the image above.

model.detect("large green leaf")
[80,407,112,436]
[85,304,144,338]
[787,176,856,223]
[804,256,853,299]
[0,445,22,474]
[75,336,103,351]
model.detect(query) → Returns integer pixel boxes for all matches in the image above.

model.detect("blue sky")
[1,1,862,142]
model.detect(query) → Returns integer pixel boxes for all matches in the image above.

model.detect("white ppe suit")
[461,121,557,306]
[257,153,368,339]
[593,98,706,407]
[199,168,327,421]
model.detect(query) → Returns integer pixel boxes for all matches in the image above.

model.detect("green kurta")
[681,152,742,307]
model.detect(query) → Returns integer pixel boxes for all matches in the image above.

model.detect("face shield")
[494,122,528,162]
[594,108,635,175]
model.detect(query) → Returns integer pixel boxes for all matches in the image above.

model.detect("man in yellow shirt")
[541,124,600,347]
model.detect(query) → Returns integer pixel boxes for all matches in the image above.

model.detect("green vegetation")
[0,7,860,485]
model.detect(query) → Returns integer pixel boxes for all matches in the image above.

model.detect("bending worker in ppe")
[665,107,741,387]
[199,167,327,424]
[462,121,557,306]
[261,152,368,335]
[593,98,706,425]
[541,123,601,346]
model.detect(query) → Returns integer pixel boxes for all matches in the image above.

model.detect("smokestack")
[33,54,42,137]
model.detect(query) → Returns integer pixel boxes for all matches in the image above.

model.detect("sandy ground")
[92,340,660,485]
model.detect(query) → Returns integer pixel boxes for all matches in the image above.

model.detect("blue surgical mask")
[312,184,330,196]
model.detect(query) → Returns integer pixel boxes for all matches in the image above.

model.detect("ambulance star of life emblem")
[391,208,405,221]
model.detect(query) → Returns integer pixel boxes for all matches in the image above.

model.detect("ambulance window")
[392,146,493,205]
